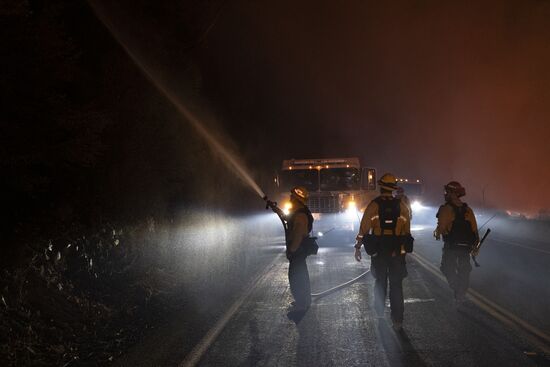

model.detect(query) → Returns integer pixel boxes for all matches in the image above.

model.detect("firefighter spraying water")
[264,187,318,318]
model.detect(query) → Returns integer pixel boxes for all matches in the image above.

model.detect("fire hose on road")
[311,269,371,299]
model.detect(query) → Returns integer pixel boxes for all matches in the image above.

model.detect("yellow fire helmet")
[378,173,398,191]
[290,186,309,204]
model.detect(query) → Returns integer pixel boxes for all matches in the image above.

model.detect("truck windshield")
[280,167,361,192]
[320,168,360,191]
[280,170,319,191]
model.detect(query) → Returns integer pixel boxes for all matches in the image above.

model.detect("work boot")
[287,303,309,324]
[287,309,307,323]
[375,307,385,319]
[288,301,310,313]
[392,320,403,331]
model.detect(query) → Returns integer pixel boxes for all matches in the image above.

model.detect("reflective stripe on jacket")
[356,193,411,242]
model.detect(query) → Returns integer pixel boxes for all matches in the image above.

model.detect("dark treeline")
[1,0,261,266]
[1,5,271,363]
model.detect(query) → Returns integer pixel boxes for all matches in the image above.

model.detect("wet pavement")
[116,221,550,367]
[193,232,548,366]
[411,225,550,336]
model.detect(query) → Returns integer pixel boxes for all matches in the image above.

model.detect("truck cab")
[274,158,377,232]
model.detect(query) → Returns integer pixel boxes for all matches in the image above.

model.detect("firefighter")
[434,181,479,305]
[354,173,412,330]
[267,186,314,313]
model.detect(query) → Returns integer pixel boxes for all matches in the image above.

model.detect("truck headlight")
[411,201,423,211]
[283,202,292,215]
[345,200,357,216]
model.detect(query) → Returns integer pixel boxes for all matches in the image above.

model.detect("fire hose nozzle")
[263,196,277,210]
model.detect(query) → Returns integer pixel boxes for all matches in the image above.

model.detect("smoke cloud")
[198,0,550,213]
[86,0,550,214]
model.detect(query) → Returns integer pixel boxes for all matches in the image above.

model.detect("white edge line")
[179,254,282,367]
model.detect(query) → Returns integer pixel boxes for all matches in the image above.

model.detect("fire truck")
[273,157,377,232]
[396,177,425,212]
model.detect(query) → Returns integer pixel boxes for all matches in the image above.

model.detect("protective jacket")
[286,205,313,253]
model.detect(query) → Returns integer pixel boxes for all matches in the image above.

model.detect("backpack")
[444,203,477,247]
[375,197,401,235]
[364,197,403,255]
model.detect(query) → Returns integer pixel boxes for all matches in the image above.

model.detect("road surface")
[116,219,550,367]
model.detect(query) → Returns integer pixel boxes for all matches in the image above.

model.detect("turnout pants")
[371,254,407,322]
[288,247,311,309]
[440,244,472,299]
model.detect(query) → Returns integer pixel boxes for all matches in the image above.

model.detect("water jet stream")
[88,1,265,199]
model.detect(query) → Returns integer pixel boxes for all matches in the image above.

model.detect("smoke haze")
[196,0,550,213]
[82,0,550,213]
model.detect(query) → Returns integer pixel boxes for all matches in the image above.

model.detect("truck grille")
[307,195,340,213]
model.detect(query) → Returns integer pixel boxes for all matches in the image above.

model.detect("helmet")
[378,173,398,191]
[444,181,466,197]
[290,186,309,204]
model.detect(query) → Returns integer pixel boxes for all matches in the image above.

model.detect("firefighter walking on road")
[354,173,413,331]
[434,181,479,305]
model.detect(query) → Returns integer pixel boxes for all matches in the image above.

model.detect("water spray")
[89,1,265,199]
[91,0,376,320]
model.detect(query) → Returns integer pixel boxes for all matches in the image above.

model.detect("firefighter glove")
[354,248,362,262]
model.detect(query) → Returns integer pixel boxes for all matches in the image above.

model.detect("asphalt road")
[116,216,550,367]
[412,224,550,339]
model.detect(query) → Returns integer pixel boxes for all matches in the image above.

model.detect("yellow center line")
[490,237,550,256]
[410,252,550,354]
